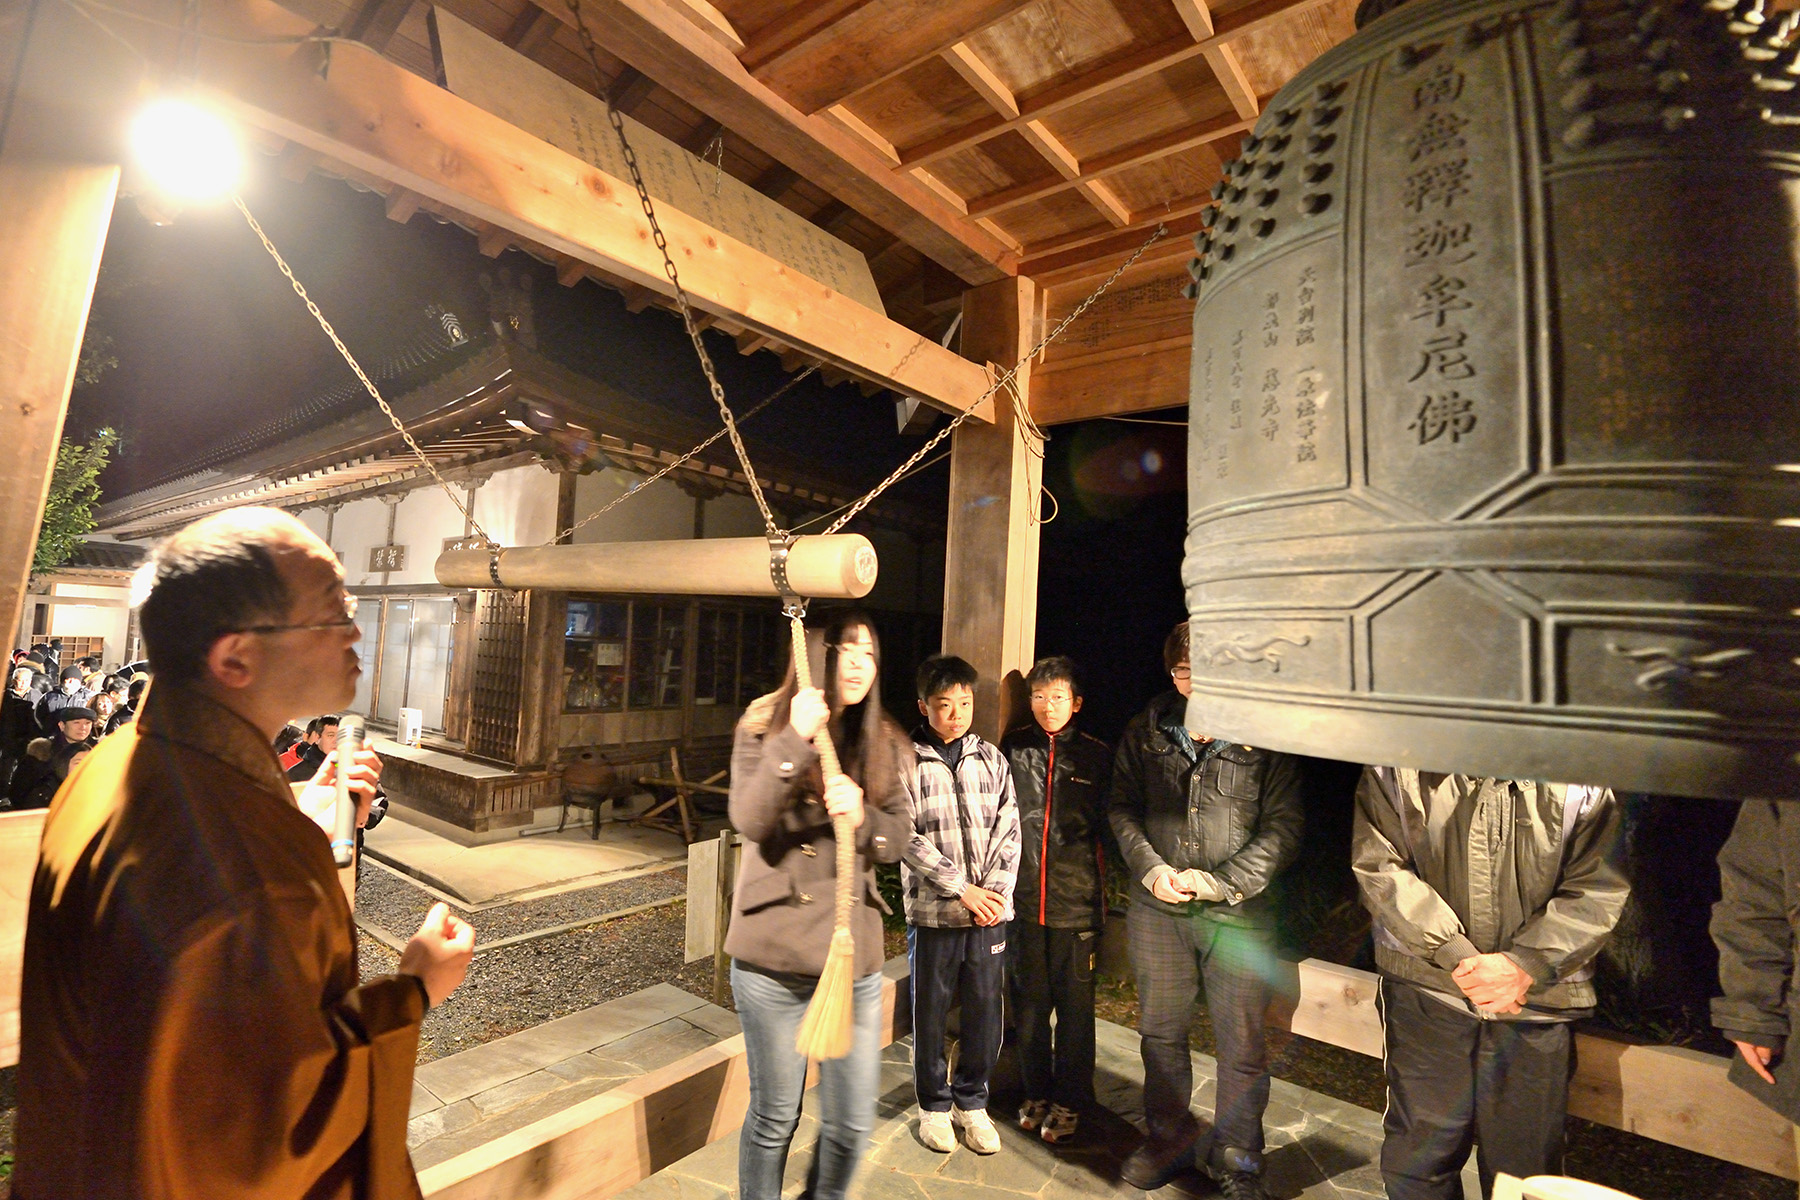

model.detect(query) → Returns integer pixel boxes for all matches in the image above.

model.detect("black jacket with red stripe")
[1001,721,1112,930]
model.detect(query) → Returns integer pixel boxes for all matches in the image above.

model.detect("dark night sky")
[72,154,1196,738]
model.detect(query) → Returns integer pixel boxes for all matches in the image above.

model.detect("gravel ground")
[356,861,689,946]
[1095,971,1791,1200]
[359,903,720,1064]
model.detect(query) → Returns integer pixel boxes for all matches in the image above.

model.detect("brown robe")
[14,680,426,1199]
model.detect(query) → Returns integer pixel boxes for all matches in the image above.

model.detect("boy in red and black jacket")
[1000,655,1112,1145]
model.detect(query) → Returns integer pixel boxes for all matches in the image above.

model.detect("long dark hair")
[766,609,895,796]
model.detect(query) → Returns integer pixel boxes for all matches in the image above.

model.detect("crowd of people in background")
[0,640,149,811]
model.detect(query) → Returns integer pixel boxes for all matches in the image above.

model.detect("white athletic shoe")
[919,1110,956,1153]
[954,1106,1001,1155]
[1039,1104,1079,1144]
[1018,1098,1051,1131]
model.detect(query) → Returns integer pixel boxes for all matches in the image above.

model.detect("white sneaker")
[954,1106,1001,1155]
[1018,1098,1051,1131]
[919,1110,956,1153]
[1039,1103,1079,1144]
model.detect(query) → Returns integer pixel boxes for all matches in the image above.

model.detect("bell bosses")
[14,508,475,1199]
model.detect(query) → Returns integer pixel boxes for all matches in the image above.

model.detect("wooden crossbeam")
[343,0,415,52]
[749,163,798,198]
[679,117,724,153]
[1205,44,1262,119]
[822,103,901,167]
[901,0,1331,167]
[1021,197,1211,268]
[969,110,1251,218]
[106,0,993,419]
[1173,0,1215,37]
[1018,208,1206,280]
[384,186,422,222]
[940,41,1018,119]
[518,0,1013,284]
[1077,178,1131,227]
[740,0,1040,116]
[609,65,658,113]
[502,4,558,55]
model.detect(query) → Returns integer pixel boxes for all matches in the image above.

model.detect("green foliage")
[31,428,119,575]
[876,862,906,933]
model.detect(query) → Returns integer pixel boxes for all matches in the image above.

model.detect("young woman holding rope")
[725,610,910,1200]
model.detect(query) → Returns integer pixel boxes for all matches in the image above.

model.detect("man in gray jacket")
[1109,622,1303,1200]
[1352,768,1628,1200]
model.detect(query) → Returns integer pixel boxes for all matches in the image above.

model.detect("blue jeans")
[732,960,884,1200]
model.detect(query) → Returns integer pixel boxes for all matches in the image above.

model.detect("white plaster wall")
[296,508,330,544]
[46,584,131,663]
[472,465,559,548]
[331,497,393,588]
[569,467,695,545]
[386,485,468,586]
[703,492,768,539]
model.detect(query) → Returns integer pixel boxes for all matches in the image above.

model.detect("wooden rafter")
[502,5,558,55]
[342,0,414,52]
[679,117,724,153]
[940,42,1018,119]
[968,111,1252,218]
[519,0,1014,284]
[1077,178,1131,227]
[749,163,798,198]
[740,0,1042,116]
[609,65,659,114]
[899,0,1332,167]
[1019,209,1206,278]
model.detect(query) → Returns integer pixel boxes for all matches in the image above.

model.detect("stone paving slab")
[615,1018,1479,1200]
[405,987,737,1171]
[413,982,707,1104]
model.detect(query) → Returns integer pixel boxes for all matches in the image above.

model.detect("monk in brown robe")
[14,507,475,1199]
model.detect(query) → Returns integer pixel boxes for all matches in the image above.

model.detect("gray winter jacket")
[1352,767,1627,1015]
[1711,799,1800,1122]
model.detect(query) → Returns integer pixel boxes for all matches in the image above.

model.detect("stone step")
[407,984,740,1172]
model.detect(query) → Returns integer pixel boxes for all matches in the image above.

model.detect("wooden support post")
[711,827,732,1007]
[0,4,123,657]
[942,276,1040,739]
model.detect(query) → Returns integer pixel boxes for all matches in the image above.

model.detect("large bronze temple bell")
[1183,0,1800,798]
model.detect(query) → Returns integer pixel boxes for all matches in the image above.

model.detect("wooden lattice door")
[466,589,525,764]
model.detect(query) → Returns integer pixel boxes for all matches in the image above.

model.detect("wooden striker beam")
[435,535,879,599]
[941,276,1040,739]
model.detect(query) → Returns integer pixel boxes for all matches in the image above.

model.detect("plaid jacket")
[900,731,1021,927]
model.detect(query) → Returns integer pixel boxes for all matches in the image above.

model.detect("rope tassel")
[789,614,858,1061]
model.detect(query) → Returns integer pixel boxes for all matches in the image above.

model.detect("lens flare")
[131,99,241,200]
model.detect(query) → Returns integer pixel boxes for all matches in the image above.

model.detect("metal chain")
[233,194,502,549]
[564,0,781,537]
[550,365,816,544]
[821,221,1166,535]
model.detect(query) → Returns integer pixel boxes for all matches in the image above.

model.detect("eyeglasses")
[240,593,359,637]
[1170,666,1192,681]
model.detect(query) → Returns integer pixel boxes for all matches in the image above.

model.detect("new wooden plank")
[943,276,1040,739]
[1204,44,1261,119]
[1258,959,1800,1182]
[0,2,123,712]
[970,112,1248,217]
[1173,0,1215,38]
[343,0,416,51]
[418,965,912,1199]
[0,811,48,1067]
[941,41,1019,119]
[517,0,1015,284]
[115,0,996,418]
[743,0,1042,116]
[902,0,1334,167]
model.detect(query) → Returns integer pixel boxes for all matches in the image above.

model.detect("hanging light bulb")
[130,97,241,200]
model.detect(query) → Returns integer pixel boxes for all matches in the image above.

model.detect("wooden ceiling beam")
[902,0,1332,167]
[1203,46,1261,119]
[1172,0,1215,38]
[502,5,558,56]
[750,163,799,198]
[1018,120,1136,227]
[342,0,414,52]
[823,104,901,167]
[383,186,422,222]
[662,0,743,54]
[517,0,1014,284]
[129,0,996,418]
[1077,178,1131,227]
[939,41,1019,119]
[968,109,1252,217]
[609,65,658,113]
[679,117,724,153]
[742,0,1041,116]
[1018,207,1207,278]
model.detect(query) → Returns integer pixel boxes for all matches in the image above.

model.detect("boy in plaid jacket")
[902,655,1020,1157]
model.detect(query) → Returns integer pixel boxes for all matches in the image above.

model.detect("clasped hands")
[1147,864,1228,905]
[1452,952,1535,1016]
[959,883,1006,926]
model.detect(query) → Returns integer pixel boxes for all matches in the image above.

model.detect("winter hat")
[59,665,83,682]
[55,706,95,724]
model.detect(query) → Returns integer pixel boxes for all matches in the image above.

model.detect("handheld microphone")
[331,713,365,868]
